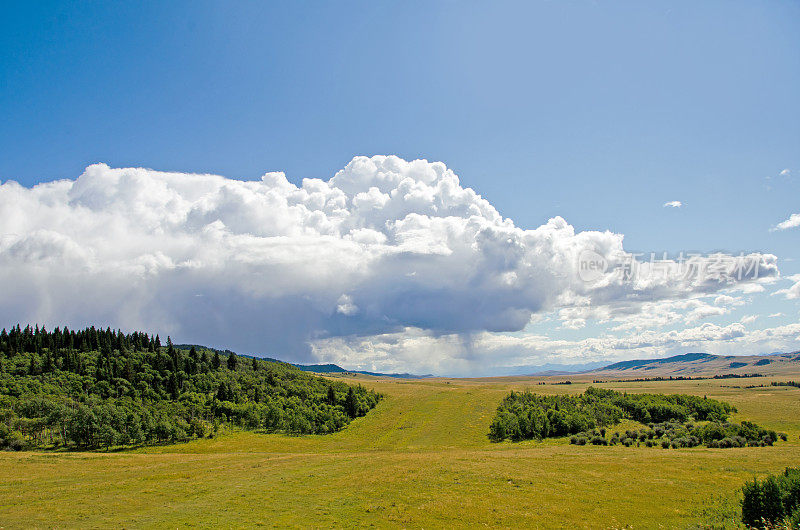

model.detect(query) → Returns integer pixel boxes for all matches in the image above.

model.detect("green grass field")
[2,373,800,528]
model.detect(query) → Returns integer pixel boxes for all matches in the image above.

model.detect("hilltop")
[592,350,800,377]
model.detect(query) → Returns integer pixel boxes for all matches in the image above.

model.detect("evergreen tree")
[124,358,135,382]
[227,352,238,371]
[345,387,358,417]
[43,351,54,372]
[212,351,221,370]
[28,354,39,376]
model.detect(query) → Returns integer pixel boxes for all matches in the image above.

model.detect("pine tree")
[28,354,39,376]
[167,337,178,371]
[168,372,179,400]
[43,351,54,372]
[345,387,358,417]
[124,358,135,382]
[227,352,238,371]
[212,351,221,370]
[251,356,258,371]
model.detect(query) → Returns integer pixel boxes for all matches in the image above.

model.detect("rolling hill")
[175,344,432,379]
[592,350,800,377]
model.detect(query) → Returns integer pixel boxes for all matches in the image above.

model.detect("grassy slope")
[2,373,800,528]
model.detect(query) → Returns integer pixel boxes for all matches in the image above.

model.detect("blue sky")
[1,1,799,374]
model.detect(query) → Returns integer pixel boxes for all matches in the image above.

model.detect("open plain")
[2,370,800,528]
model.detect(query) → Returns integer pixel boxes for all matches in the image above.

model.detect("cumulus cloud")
[0,156,780,371]
[780,169,790,176]
[772,213,800,231]
[663,200,682,208]
[774,275,800,300]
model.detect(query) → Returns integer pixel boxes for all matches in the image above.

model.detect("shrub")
[489,388,780,450]
[1,429,27,451]
[488,412,521,442]
[741,468,800,528]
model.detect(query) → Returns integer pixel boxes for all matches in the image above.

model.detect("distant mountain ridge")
[290,363,433,379]
[599,352,715,371]
[175,344,800,379]
[174,344,432,379]
[592,350,800,377]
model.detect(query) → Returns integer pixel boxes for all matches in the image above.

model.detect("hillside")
[593,350,800,377]
[0,325,380,450]
[175,344,432,379]
[292,363,433,379]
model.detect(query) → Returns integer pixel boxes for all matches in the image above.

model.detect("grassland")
[2,372,800,528]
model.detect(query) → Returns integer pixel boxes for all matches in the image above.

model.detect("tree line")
[0,324,381,450]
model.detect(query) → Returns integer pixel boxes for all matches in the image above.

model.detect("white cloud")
[663,200,682,208]
[768,313,784,318]
[772,213,800,231]
[774,275,800,300]
[0,156,781,371]
[780,169,790,176]
[740,315,758,325]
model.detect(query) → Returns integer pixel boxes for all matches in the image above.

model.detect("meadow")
[2,372,800,528]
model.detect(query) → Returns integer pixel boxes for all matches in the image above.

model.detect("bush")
[0,428,28,451]
[488,412,521,442]
[488,387,732,442]
[741,468,800,528]
[489,388,782,451]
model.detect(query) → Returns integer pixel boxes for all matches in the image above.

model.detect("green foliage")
[741,468,800,528]
[489,387,777,450]
[490,387,732,441]
[0,324,381,450]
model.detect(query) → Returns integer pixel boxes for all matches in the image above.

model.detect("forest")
[0,324,381,450]
[489,387,784,448]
